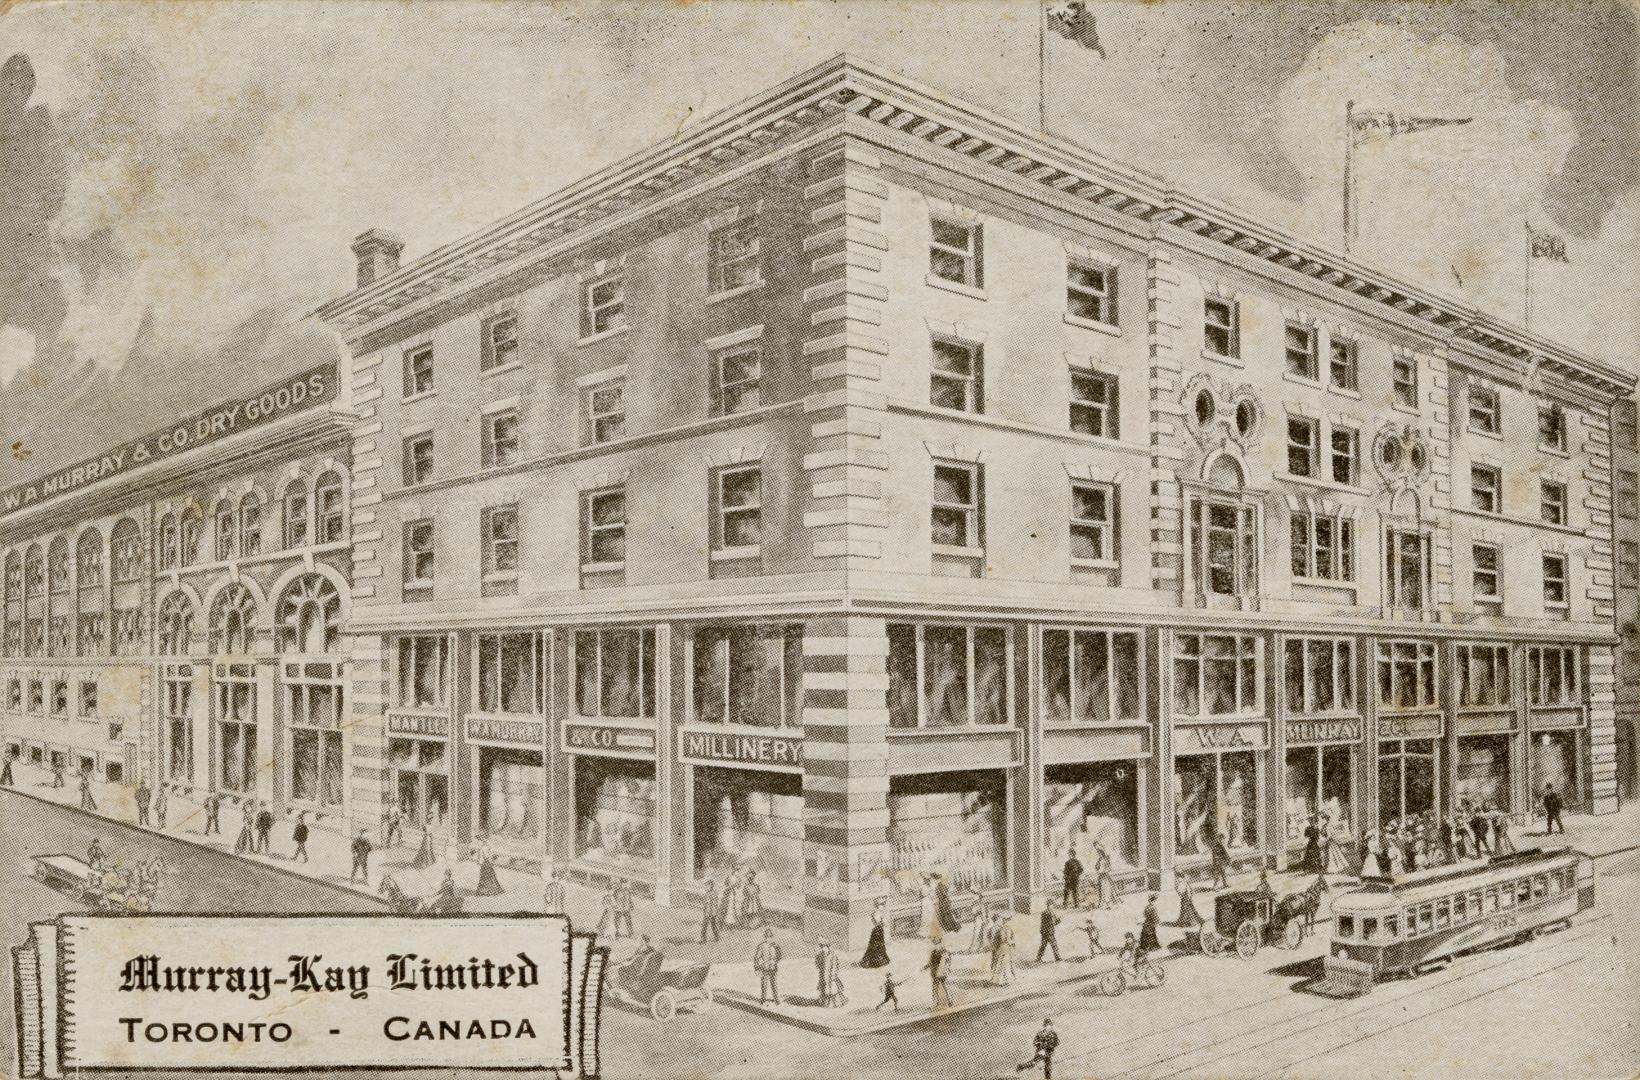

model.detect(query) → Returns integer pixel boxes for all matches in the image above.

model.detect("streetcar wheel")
[650,989,677,1022]
[1235,922,1260,960]
[1282,920,1304,950]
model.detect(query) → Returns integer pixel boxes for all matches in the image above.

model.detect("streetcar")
[1315,846,1594,997]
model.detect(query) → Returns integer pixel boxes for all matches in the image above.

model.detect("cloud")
[0,326,35,386]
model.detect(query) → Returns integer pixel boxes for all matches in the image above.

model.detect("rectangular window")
[1542,552,1568,606]
[482,409,520,468]
[1282,637,1355,714]
[1287,417,1320,477]
[708,221,761,294]
[403,344,434,397]
[1067,262,1117,325]
[50,678,67,717]
[1290,512,1355,582]
[164,667,193,782]
[1069,370,1118,438]
[1041,628,1142,724]
[396,635,449,708]
[1526,646,1580,706]
[6,679,19,710]
[402,519,435,591]
[1204,297,1239,358]
[213,666,257,794]
[581,488,626,566]
[713,343,761,415]
[1619,401,1639,450]
[582,273,625,337]
[1472,543,1502,601]
[403,434,434,487]
[1456,644,1511,707]
[1331,427,1360,486]
[1393,354,1418,409]
[1538,403,1567,451]
[1541,480,1568,526]
[481,504,519,578]
[481,312,518,371]
[930,337,983,413]
[692,624,803,727]
[1070,481,1117,563]
[1620,540,1639,588]
[1285,322,1318,379]
[27,679,42,713]
[1617,470,1638,520]
[574,628,656,719]
[476,631,543,715]
[887,623,1009,728]
[1376,640,1438,709]
[931,462,982,550]
[284,490,308,549]
[1329,338,1358,391]
[1468,384,1501,434]
[1173,633,1261,717]
[929,217,982,288]
[1191,498,1259,596]
[1386,529,1429,608]
[1472,465,1501,513]
[714,466,763,551]
[215,506,236,561]
[586,379,625,444]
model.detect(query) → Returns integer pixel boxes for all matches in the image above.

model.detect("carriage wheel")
[650,989,677,1022]
[1097,970,1127,996]
[1140,961,1167,988]
[1199,929,1222,956]
[1235,922,1260,960]
[1283,920,1305,950]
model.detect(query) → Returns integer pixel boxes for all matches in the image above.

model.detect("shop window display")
[389,738,448,830]
[1041,629,1141,725]
[1174,750,1257,855]
[1378,739,1437,825]
[1531,731,1577,806]
[693,768,804,900]
[1044,761,1138,871]
[575,757,657,870]
[693,624,803,727]
[1284,745,1351,840]
[887,770,1007,900]
[1456,734,1511,813]
[478,747,544,841]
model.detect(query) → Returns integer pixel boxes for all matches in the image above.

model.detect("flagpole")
[1038,2,1048,131]
[1524,224,1533,331]
[1343,101,1354,252]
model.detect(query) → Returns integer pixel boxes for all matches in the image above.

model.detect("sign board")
[466,717,546,747]
[1285,717,1364,745]
[1455,710,1516,736]
[386,713,450,738]
[1177,722,1268,752]
[1377,713,1443,740]
[563,722,656,757]
[679,728,803,771]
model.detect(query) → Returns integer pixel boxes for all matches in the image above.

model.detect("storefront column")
[189,661,212,795]
[1359,634,1380,832]
[1152,627,1175,895]
[547,632,574,866]
[1439,638,1458,818]
[1510,642,1531,821]
[451,631,474,846]
[652,623,675,905]
[1013,622,1044,913]
[255,658,279,809]
[800,615,890,949]
[1269,632,1290,872]
[1588,643,1619,814]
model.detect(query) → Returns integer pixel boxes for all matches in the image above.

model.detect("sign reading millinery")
[1285,717,1364,745]
[1377,713,1443,740]
[564,722,656,756]
[0,364,336,520]
[1178,722,1268,752]
[679,728,803,769]
[466,717,546,746]
[387,713,450,738]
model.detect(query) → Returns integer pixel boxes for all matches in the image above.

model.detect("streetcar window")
[1484,888,1498,913]
[1418,904,1434,932]
[1435,900,1450,929]
[1382,916,1398,939]
[1500,886,1514,910]
[1337,915,1355,938]
[1471,890,1483,915]
[1533,875,1547,899]
[1517,880,1532,904]
[1361,917,1378,941]
[1453,894,1467,922]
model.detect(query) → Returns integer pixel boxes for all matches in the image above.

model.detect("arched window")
[2,551,20,657]
[314,472,345,544]
[110,519,144,583]
[3,552,20,605]
[48,537,71,656]
[240,494,263,557]
[48,537,70,595]
[276,573,341,654]
[1208,455,1245,490]
[76,529,106,656]
[210,584,258,655]
[284,480,310,549]
[179,507,203,566]
[23,545,44,656]
[158,592,195,655]
[158,514,179,570]
[76,529,104,589]
[214,500,237,561]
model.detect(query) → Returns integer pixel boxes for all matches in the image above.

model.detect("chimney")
[351,229,405,288]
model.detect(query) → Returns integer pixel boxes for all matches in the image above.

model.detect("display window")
[213,663,257,794]
[1174,750,1258,855]
[1045,761,1139,871]
[887,770,1007,900]
[692,767,804,899]
[575,757,657,870]
[1531,730,1578,805]
[478,746,544,841]
[1456,734,1512,812]
[1378,738,1438,825]
[1284,745,1352,840]
[389,738,449,831]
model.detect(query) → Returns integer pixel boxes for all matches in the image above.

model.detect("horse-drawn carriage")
[608,947,713,1022]
[1197,878,1327,959]
[31,853,161,914]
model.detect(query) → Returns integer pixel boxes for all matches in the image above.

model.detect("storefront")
[1283,716,1360,845]
[1526,644,1585,812]
[212,662,258,795]
[1173,723,1265,858]
[566,721,658,875]
[467,716,546,846]
[284,659,345,810]
[1376,713,1441,827]
[1045,761,1140,874]
[386,712,451,835]
[887,769,1008,900]
[1456,724,1515,814]
[682,728,805,907]
[1529,728,1581,810]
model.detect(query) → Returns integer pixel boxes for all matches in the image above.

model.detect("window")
[1329,338,1358,391]
[158,593,194,654]
[708,221,761,295]
[1331,427,1360,485]
[1392,354,1418,409]
[586,379,625,443]
[315,473,345,544]
[930,337,983,413]
[1617,470,1638,520]
[1069,370,1117,437]
[476,631,543,715]
[1541,480,1568,526]
[274,574,340,654]
[1204,297,1239,358]
[403,434,434,486]
[396,635,449,708]
[1538,402,1567,451]
[284,483,309,548]
[403,344,434,397]
[1468,384,1500,434]
[6,679,18,710]
[714,466,762,551]
[1620,541,1639,588]
[1377,640,1438,709]
[1173,633,1260,717]
[1290,512,1355,582]
[1471,465,1501,513]
[1285,322,1318,380]
[887,623,1009,727]
[180,508,202,565]
[158,514,179,570]
[713,343,761,415]
[209,584,257,655]
[574,628,656,719]
[481,312,518,372]
[1042,629,1142,724]
[27,679,42,713]
[1070,481,1117,563]
[1472,543,1502,602]
[1283,637,1355,714]
[1385,529,1430,608]
[482,504,519,579]
[1067,262,1116,325]
[286,659,345,807]
[239,496,262,557]
[931,462,982,550]
[1542,552,1568,606]
[402,520,434,593]
[581,488,626,566]
[214,502,237,561]
[1619,401,1639,450]
[582,273,625,337]
[163,666,192,782]
[482,409,520,468]
[929,217,982,288]
[692,624,803,727]
[1190,497,1258,596]
[1286,417,1319,477]
[1456,644,1511,707]
[80,678,96,715]
[111,519,143,582]
[50,679,67,717]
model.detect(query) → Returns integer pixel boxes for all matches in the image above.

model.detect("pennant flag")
[1529,229,1569,262]
[1047,1,1107,58]
[1351,109,1471,144]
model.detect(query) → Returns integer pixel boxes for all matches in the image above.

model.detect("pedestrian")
[383,802,404,848]
[292,811,310,862]
[990,914,1017,985]
[1080,919,1103,957]
[1137,894,1161,958]
[1323,815,1350,875]
[1492,812,1515,855]
[1036,900,1062,962]
[1172,878,1202,928]
[1253,868,1274,902]
[723,867,743,929]
[927,942,953,1009]
[971,905,996,954]
[700,878,722,942]
[432,868,461,914]
[742,870,764,929]
[350,828,372,884]
[154,785,168,828]
[78,769,97,811]
[874,971,903,1011]
[1438,817,1454,864]
[1,753,14,786]
[1117,932,1138,976]
[933,873,961,937]
[612,879,635,938]
[203,791,221,835]
[1016,1018,1059,1080]
[234,804,254,854]
[860,895,890,967]
[1543,784,1565,835]
[135,777,151,825]
[51,761,64,788]
[1092,840,1117,909]
[1469,804,1491,855]
[753,927,782,1005]
[1062,850,1083,908]
[1206,824,1230,889]
[815,940,843,1007]
[542,867,565,917]
[473,834,504,896]
[1300,816,1322,874]
[255,802,274,854]
[87,837,104,868]
[597,886,616,935]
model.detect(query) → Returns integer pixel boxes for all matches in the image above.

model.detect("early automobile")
[1198,889,1306,958]
[608,947,713,1022]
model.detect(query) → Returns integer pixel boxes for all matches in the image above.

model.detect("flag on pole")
[1047,1,1107,58]
[1529,229,1569,262]
[1350,109,1471,144]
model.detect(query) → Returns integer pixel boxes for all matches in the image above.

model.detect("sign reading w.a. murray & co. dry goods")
[0,364,335,519]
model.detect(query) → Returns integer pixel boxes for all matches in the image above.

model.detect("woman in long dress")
[990,917,1016,985]
[1359,829,1383,877]
[1492,813,1515,854]
[860,897,891,968]
[933,874,961,936]
[473,835,504,896]
[723,868,743,929]
[1092,842,1117,909]
[1172,879,1202,928]
[919,875,939,942]
[1322,817,1351,876]
[233,805,254,855]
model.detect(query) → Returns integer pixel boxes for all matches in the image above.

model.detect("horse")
[1277,875,1329,931]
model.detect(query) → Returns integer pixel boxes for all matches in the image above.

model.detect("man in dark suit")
[1542,784,1565,834]
[1037,901,1062,962]
[255,802,275,854]
[203,791,221,835]
[1062,852,1083,908]
[1017,1018,1060,1079]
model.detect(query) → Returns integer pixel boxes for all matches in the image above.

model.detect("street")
[3,787,1636,1080]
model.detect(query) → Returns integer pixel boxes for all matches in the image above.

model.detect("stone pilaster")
[1588,643,1618,814]
[1147,245,1187,593]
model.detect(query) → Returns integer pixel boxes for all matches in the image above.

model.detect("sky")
[0,0,1635,485]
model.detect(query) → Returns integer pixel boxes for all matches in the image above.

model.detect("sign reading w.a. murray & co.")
[0,364,335,520]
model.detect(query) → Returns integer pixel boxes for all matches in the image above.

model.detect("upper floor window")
[1620,540,1640,588]
[1526,645,1579,706]
[887,622,1008,728]
[315,472,345,544]
[51,678,68,717]
[1456,644,1511,707]
[1329,338,1358,391]
[1287,416,1320,477]
[76,529,104,589]
[1285,322,1318,380]
[1377,640,1437,709]
[1070,481,1117,563]
[27,678,43,713]
[1204,297,1240,359]
[1070,371,1117,438]
[582,273,626,338]
[482,504,519,582]
[215,502,237,561]
[209,583,257,655]
[712,342,761,416]
[1468,384,1501,435]
[1392,354,1418,409]
[581,488,626,567]
[1290,511,1355,583]
[1067,262,1116,325]
[1542,552,1568,607]
[6,678,19,710]
[482,409,520,469]
[239,496,262,558]
[1042,628,1141,724]
[481,312,518,372]
[930,337,983,413]
[1173,633,1260,717]
[275,574,341,654]
[48,539,69,596]
[158,515,179,570]
[180,508,203,565]
[1617,400,1639,450]
[402,520,435,594]
[110,519,143,582]
[1471,465,1502,513]
[476,631,543,715]
[932,461,982,550]
[284,483,309,548]
[403,434,434,487]
[1189,496,1258,597]
[929,217,982,288]
[1331,427,1360,486]
[713,466,762,552]
[585,379,625,444]
[1472,543,1502,602]
[708,222,761,295]
[1284,637,1355,714]
[1538,402,1567,451]
[692,624,803,728]
[1385,529,1431,609]
[1541,480,1568,526]
[158,592,194,655]
[403,344,434,398]
[1617,469,1638,520]
[396,634,449,708]
[574,627,656,719]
